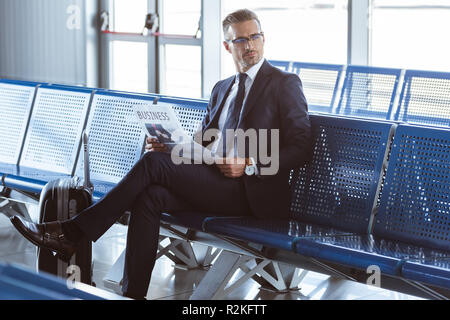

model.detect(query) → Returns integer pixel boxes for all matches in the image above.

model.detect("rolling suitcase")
[37,131,94,285]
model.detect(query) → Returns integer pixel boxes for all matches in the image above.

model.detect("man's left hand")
[216,157,246,178]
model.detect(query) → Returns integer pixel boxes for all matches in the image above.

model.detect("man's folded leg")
[72,151,252,242]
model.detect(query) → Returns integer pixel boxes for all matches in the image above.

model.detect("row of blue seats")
[269,60,450,128]
[0,78,449,299]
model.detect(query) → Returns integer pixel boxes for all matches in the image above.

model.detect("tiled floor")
[0,201,424,300]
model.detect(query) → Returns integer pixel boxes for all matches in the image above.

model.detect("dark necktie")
[222,73,248,156]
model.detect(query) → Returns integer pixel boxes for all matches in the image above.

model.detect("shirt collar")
[236,57,265,83]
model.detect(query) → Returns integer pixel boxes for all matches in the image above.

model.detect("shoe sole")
[11,217,73,263]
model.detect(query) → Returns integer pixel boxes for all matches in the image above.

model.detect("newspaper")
[134,103,217,163]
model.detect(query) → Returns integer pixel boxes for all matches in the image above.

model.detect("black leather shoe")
[10,215,78,262]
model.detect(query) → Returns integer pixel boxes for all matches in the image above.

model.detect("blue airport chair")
[1,84,93,195]
[291,62,344,114]
[0,80,39,172]
[374,124,450,251]
[374,124,450,288]
[73,90,152,196]
[295,124,450,288]
[205,115,394,251]
[17,85,93,179]
[268,60,291,71]
[158,96,208,137]
[394,69,450,128]
[336,65,402,121]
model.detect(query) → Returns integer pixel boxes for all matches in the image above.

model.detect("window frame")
[100,0,221,99]
[99,0,376,98]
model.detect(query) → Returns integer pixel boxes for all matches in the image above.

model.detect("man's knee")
[141,151,173,172]
[142,150,168,163]
[131,185,171,219]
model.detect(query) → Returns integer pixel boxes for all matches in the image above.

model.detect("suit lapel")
[204,76,235,132]
[239,60,274,127]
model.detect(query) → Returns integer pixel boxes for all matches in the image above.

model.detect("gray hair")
[222,9,261,40]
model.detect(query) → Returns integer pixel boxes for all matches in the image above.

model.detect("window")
[371,0,450,71]
[221,0,348,77]
[159,0,202,98]
[113,0,148,33]
[106,0,150,93]
[110,41,148,93]
[161,44,201,99]
[161,0,201,36]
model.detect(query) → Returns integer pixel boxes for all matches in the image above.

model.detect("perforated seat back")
[268,60,291,71]
[0,80,38,165]
[157,97,208,137]
[290,114,394,234]
[75,91,154,184]
[395,70,450,128]
[336,66,402,120]
[19,85,92,174]
[291,62,344,114]
[374,125,450,251]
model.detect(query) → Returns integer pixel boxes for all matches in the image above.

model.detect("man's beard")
[242,51,260,67]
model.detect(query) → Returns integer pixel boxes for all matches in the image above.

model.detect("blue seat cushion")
[160,211,214,231]
[204,217,355,252]
[294,234,450,277]
[3,167,70,181]
[1,169,69,194]
[402,260,450,290]
[89,180,117,202]
[295,236,402,275]
[15,167,72,181]
[0,163,20,176]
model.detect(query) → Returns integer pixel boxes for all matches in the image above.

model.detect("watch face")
[245,165,255,175]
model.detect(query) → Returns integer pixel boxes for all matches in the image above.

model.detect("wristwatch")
[245,157,258,176]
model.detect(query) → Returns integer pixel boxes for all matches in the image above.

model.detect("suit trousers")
[71,151,252,296]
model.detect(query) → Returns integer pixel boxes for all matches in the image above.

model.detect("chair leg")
[249,260,308,293]
[0,198,33,222]
[190,250,254,300]
[157,236,199,270]
[190,251,307,300]
[103,249,126,295]
[103,236,217,295]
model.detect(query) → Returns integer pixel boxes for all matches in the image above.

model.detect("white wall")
[0,0,99,86]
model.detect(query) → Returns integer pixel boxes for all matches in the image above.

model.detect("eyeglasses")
[227,32,264,46]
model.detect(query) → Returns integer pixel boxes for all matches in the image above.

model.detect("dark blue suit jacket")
[200,59,312,218]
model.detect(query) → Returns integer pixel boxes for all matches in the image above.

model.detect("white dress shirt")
[211,57,265,157]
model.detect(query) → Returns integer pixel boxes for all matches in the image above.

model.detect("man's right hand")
[145,137,168,153]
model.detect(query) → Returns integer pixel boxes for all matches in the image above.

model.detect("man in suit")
[11,9,311,299]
